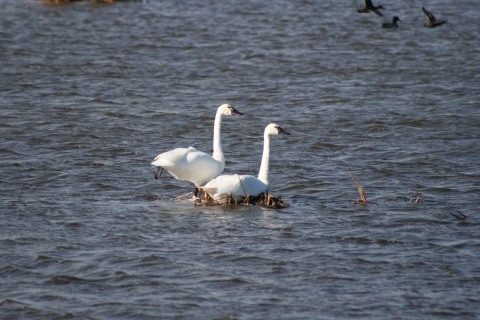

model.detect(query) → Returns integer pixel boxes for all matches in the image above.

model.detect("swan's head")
[218,104,243,116]
[265,123,291,136]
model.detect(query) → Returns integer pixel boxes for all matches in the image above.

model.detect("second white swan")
[202,123,290,202]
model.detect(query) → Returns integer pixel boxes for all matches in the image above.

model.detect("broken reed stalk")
[172,191,194,200]
[410,189,425,204]
[348,171,368,204]
[227,193,238,206]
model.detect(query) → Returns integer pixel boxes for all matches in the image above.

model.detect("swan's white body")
[203,174,269,202]
[202,123,290,202]
[151,104,242,187]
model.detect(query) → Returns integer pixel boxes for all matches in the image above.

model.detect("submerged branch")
[449,210,467,221]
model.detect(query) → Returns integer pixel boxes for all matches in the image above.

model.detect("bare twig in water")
[203,190,213,202]
[348,171,368,204]
[449,210,467,221]
[410,189,425,204]
[172,191,194,200]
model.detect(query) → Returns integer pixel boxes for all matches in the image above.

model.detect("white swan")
[151,104,243,195]
[202,123,290,202]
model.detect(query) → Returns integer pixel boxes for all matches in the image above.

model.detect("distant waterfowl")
[202,123,290,202]
[151,104,243,196]
[358,0,384,17]
[422,7,448,28]
[382,16,400,28]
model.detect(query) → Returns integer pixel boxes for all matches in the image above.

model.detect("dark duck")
[382,16,400,28]
[358,0,384,17]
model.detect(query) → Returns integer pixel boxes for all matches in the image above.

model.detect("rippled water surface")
[1,0,480,319]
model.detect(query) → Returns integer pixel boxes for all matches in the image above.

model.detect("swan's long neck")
[212,110,225,165]
[257,131,271,190]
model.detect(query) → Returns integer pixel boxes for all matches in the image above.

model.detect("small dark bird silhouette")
[358,0,384,17]
[422,7,448,28]
[382,16,400,28]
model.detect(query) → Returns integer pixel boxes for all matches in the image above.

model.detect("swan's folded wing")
[202,175,241,198]
[241,176,268,195]
[203,175,267,200]
[151,147,196,166]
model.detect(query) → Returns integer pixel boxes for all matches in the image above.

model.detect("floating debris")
[386,196,411,202]
[143,194,160,202]
[449,210,467,221]
[171,191,194,201]
[409,189,425,204]
[385,188,426,203]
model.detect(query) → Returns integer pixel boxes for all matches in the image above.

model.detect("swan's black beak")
[276,126,291,135]
[229,106,243,116]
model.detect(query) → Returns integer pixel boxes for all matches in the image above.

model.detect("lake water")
[1,0,480,319]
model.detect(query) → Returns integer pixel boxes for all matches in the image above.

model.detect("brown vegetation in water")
[409,189,424,204]
[348,171,368,205]
[386,189,425,203]
[193,189,290,209]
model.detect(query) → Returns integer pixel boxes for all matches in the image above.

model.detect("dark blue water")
[1,0,479,319]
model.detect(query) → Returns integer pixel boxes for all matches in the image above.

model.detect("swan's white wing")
[151,147,195,166]
[152,147,223,186]
[203,175,241,199]
[203,174,267,201]
[239,175,269,196]
[175,150,224,186]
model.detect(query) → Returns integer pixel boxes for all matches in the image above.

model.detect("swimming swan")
[202,123,290,202]
[151,104,243,195]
